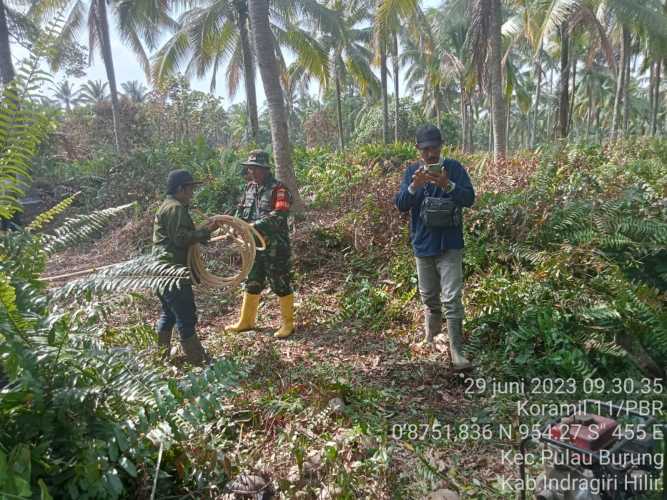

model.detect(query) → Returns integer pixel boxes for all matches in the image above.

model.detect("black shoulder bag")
[420,196,462,228]
[419,162,462,228]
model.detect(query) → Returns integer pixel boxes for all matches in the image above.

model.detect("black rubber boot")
[157,329,173,360]
[181,335,211,366]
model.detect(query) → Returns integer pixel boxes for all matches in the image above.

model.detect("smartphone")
[426,163,442,174]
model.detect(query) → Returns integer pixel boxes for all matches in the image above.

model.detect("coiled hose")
[187,215,265,289]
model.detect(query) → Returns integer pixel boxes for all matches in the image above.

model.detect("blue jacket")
[395,159,475,257]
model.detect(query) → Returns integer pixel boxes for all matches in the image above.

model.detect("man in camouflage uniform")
[227,150,295,338]
[153,169,217,364]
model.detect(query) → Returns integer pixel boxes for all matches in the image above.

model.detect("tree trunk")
[95,0,121,151]
[558,21,570,139]
[434,83,441,127]
[623,52,632,133]
[488,0,506,159]
[569,51,576,135]
[586,77,593,139]
[651,60,661,136]
[649,60,655,134]
[488,92,493,152]
[595,106,600,141]
[611,25,629,140]
[460,87,466,150]
[505,98,510,153]
[380,40,389,144]
[0,0,14,85]
[392,31,399,143]
[530,48,542,149]
[237,3,259,143]
[547,65,554,138]
[247,0,304,213]
[335,72,344,151]
[465,96,472,152]
[469,97,475,152]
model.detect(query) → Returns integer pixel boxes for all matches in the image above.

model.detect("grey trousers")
[416,250,464,337]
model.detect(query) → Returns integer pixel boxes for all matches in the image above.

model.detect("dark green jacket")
[153,195,211,266]
[236,175,291,249]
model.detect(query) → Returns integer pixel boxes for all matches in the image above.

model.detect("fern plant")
[466,143,667,381]
[0,48,56,220]
[0,35,247,500]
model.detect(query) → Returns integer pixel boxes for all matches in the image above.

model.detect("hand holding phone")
[426,163,442,175]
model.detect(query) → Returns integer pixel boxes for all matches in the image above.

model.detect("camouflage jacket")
[153,195,211,266]
[235,175,291,249]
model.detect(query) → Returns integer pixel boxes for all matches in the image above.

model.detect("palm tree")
[401,13,445,130]
[121,80,148,103]
[153,0,331,145]
[294,0,378,151]
[433,2,472,149]
[35,0,175,150]
[374,0,418,143]
[52,80,79,110]
[78,79,108,104]
[152,0,261,143]
[535,0,667,140]
[0,0,14,84]
[247,0,303,213]
[469,0,507,159]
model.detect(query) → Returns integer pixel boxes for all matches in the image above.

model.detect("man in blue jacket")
[395,124,475,370]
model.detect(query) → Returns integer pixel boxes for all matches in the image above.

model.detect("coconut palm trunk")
[392,31,399,143]
[488,0,506,159]
[558,21,570,139]
[651,60,661,136]
[236,1,259,143]
[611,25,630,140]
[459,84,468,153]
[530,51,542,148]
[434,83,441,126]
[622,52,632,133]
[0,0,15,85]
[335,72,344,151]
[247,0,304,213]
[380,40,389,144]
[95,0,121,151]
[586,77,593,139]
[568,52,576,135]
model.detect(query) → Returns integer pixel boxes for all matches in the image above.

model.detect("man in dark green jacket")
[153,169,216,364]
[227,150,295,338]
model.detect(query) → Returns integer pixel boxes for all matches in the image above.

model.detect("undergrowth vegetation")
[2,54,666,498]
[299,138,667,382]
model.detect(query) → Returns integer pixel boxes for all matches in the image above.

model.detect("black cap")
[166,169,202,194]
[415,124,442,149]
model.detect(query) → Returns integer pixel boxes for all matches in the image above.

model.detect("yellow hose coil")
[187,215,266,289]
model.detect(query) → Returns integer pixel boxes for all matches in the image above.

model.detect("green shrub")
[464,146,667,380]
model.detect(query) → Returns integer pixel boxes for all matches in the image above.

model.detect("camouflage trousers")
[244,244,292,297]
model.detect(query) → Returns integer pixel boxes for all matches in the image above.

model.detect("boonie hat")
[241,150,271,169]
[415,124,443,149]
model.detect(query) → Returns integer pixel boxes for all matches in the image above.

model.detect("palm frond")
[0,54,54,219]
[43,203,137,255]
[27,193,80,232]
[52,254,190,299]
